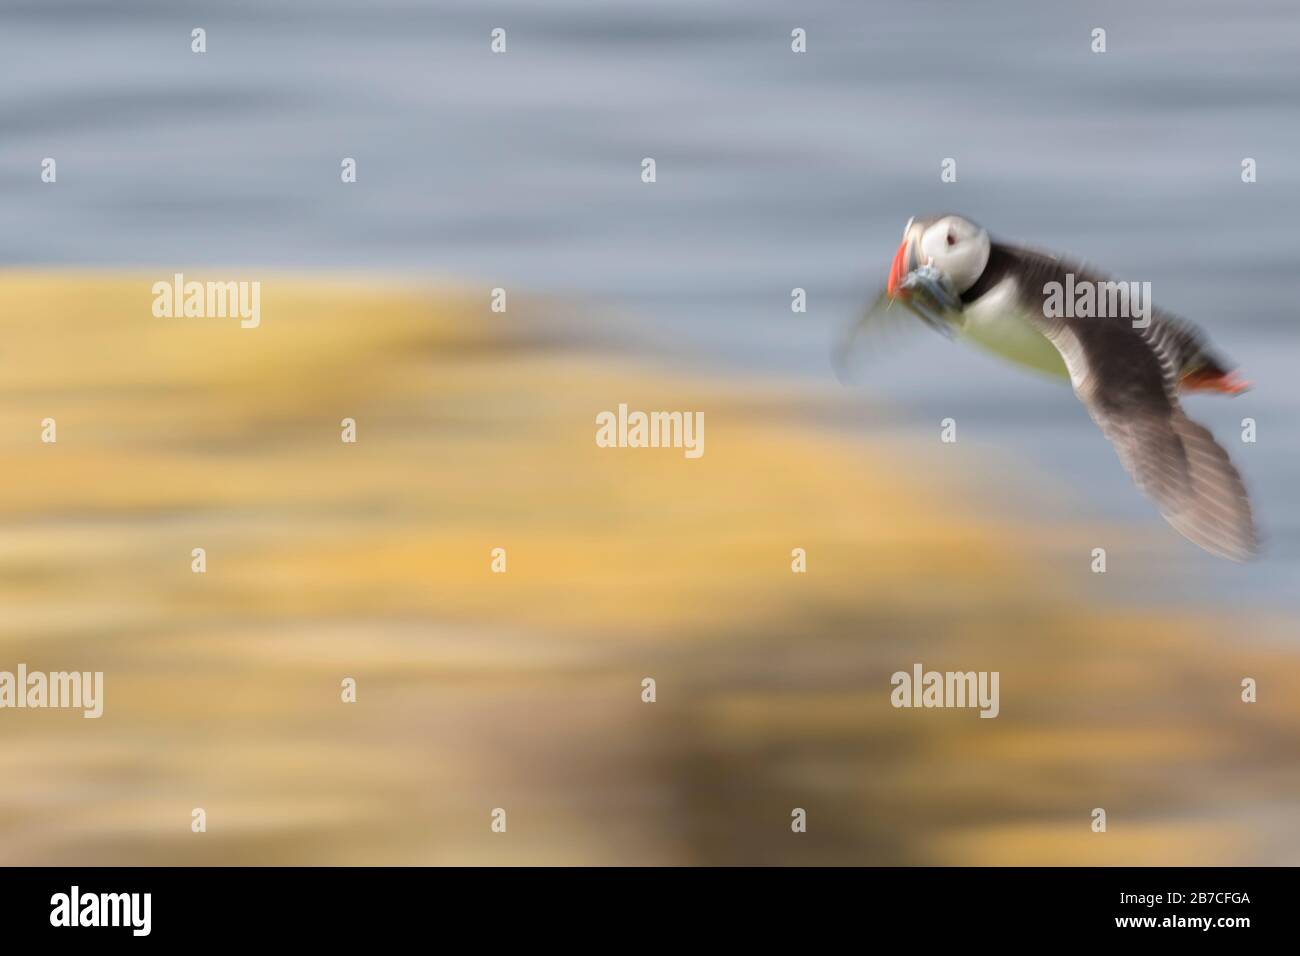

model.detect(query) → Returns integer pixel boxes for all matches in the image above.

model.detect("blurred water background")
[3,0,1297,605]
[1,1,1298,864]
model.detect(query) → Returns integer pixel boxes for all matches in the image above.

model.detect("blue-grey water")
[2,0,1297,609]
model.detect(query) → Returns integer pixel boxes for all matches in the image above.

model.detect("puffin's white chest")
[959,277,1069,381]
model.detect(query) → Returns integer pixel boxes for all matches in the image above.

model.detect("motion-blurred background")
[0,0,1297,864]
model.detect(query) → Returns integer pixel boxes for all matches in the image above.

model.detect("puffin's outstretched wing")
[992,242,1258,561]
[833,289,931,383]
[971,242,1238,382]
[1086,389,1257,561]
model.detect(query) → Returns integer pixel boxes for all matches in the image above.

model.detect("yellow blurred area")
[0,273,1296,864]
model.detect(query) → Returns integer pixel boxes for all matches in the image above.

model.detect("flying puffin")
[848,213,1257,562]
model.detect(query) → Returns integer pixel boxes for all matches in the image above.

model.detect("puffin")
[846,213,1258,562]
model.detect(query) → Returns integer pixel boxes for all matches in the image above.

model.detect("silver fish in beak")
[886,217,964,337]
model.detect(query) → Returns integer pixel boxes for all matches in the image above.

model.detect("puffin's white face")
[887,214,991,297]
[918,215,990,293]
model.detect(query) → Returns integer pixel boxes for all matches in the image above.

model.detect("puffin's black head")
[887,214,991,299]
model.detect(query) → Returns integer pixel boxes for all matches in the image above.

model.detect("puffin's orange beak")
[886,235,914,298]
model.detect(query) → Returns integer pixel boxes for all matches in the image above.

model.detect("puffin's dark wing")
[991,242,1258,561]
[833,289,931,383]
[1161,413,1258,561]
[1088,388,1257,562]
[969,242,1234,380]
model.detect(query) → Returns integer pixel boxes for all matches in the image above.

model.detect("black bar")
[2,867,1277,942]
